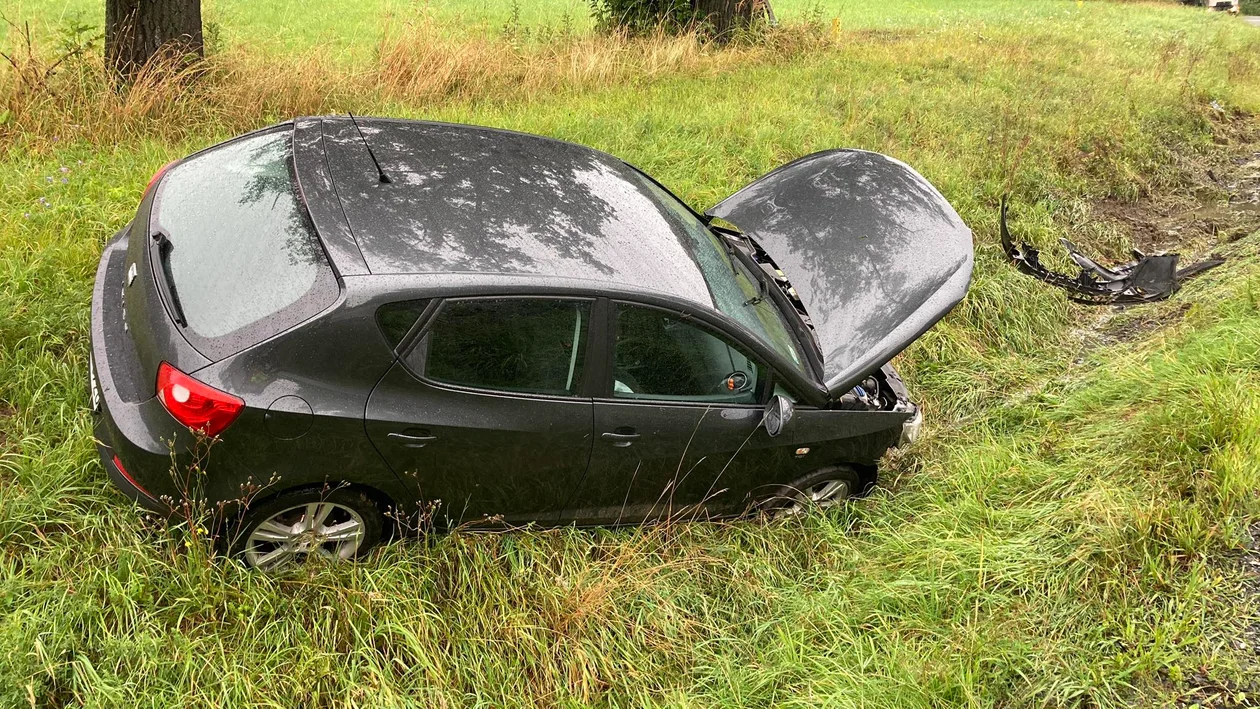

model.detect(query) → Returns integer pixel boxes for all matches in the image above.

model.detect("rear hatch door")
[132,123,341,385]
[120,186,210,392]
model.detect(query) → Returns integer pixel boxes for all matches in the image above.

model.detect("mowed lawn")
[2,1,1260,707]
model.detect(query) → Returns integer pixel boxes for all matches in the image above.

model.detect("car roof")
[298,116,719,310]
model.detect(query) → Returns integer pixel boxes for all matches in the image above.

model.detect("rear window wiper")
[151,231,188,327]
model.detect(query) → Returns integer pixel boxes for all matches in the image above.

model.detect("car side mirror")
[763,394,794,437]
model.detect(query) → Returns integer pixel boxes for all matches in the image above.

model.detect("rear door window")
[376,300,429,351]
[413,298,591,397]
[150,127,338,358]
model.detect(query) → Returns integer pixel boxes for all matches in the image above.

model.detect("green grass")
[2,1,1260,706]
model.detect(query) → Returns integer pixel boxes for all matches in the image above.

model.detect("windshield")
[635,176,807,373]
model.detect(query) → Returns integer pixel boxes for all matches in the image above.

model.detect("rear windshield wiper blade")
[151,231,188,327]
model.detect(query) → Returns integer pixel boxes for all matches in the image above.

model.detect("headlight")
[899,406,923,447]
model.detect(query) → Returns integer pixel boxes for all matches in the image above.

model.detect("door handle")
[601,431,640,448]
[387,432,437,448]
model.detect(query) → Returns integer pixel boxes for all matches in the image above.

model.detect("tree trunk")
[691,0,758,39]
[105,0,203,79]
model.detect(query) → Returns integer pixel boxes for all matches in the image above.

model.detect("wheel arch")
[217,479,401,546]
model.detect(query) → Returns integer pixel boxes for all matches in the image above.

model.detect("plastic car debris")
[999,200,1225,305]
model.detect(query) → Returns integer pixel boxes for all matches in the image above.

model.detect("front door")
[577,302,790,523]
[365,297,595,527]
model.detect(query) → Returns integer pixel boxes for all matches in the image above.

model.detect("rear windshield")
[150,128,337,358]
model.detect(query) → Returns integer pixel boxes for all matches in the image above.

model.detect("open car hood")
[707,150,973,399]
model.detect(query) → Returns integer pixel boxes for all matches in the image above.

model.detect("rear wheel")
[229,487,385,572]
[765,466,862,518]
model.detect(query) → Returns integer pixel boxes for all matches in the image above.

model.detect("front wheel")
[228,487,385,572]
[764,466,862,518]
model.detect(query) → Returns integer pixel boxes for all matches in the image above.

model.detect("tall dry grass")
[0,15,836,152]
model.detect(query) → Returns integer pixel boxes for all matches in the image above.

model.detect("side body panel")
[580,401,774,521]
[579,400,904,523]
[364,364,595,527]
[190,282,414,512]
[575,296,908,523]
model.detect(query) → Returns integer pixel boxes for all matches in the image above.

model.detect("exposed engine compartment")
[836,373,895,411]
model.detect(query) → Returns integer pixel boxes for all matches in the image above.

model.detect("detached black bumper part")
[999,199,1224,305]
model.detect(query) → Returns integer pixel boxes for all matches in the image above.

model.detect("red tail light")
[156,362,244,437]
[146,161,178,193]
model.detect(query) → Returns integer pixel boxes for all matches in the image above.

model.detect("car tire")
[763,466,863,518]
[226,486,385,571]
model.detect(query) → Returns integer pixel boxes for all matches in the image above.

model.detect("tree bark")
[691,0,758,38]
[105,0,203,79]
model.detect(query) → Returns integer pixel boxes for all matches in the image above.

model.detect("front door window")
[612,304,761,404]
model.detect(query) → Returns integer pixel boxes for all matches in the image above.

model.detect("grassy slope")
[2,1,1260,707]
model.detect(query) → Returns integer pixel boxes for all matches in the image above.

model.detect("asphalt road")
[1246,15,1260,26]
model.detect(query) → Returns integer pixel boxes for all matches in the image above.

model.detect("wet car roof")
[312,117,717,310]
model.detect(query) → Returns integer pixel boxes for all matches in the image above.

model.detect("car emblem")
[127,262,137,286]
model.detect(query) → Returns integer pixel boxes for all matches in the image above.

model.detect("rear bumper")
[93,421,168,513]
[92,227,263,516]
[91,227,186,511]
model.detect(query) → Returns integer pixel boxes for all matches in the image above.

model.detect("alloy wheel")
[777,479,850,517]
[244,502,366,571]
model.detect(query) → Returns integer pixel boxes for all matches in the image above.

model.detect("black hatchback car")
[90,117,972,569]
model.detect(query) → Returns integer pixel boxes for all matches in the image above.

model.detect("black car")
[90,117,973,570]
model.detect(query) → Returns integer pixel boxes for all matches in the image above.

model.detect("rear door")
[365,297,595,527]
[576,302,788,523]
